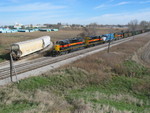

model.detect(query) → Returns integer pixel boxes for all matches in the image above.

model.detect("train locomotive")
[51,37,85,56]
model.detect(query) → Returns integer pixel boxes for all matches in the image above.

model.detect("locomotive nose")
[54,45,60,51]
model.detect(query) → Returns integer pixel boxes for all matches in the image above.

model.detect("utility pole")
[107,39,111,53]
[107,26,113,53]
[9,53,13,82]
[9,53,19,83]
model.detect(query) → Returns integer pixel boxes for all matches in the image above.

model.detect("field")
[0,32,149,112]
[0,28,123,62]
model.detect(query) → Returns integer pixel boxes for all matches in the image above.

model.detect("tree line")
[128,20,150,31]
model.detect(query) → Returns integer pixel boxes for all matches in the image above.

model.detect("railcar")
[102,33,115,42]
[114,32,124,39]
[52,37,85,56]
[122,31,132,38]
[123,32,129,38]
[145,29,150,32]
[11,36,52,59]
[84,36,104,46]
[133,30,141,35]
[128,32,133,37]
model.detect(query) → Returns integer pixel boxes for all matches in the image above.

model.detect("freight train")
[11,29,150,59]
[50,29,150,56]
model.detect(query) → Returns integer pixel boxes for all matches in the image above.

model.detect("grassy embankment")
[0,33,149,112]
[0,61,149,113]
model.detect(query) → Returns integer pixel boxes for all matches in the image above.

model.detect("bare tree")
[139,20,149,30]
[88,23,98,35]
[77,27,90,37]
[128,19,139,31]
[78,23,99,37]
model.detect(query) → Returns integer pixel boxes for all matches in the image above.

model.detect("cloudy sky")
[0,0,150,25]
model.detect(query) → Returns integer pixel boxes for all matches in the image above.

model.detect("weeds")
[123,60,149,77]
[66,76,150,112]
[0,100,37,113]
[17,67,106,93]
[0,65,149,112]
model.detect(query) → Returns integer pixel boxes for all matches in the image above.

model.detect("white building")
[14,23,22,29]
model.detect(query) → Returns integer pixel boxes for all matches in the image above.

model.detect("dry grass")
[71,33,150,77]
[23,90,71,113]
[0,85,71,113]
[72,55,111,85]
[0,85,28,105]
[132,40,150,68]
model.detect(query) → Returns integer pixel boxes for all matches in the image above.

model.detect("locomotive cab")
[55,40,70,51]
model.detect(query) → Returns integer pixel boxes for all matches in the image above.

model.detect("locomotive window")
[59,41,64,45]
[56,41,59,44]
[69,38,81,43]
[72,39,78,43]
[58,40,69,45]
[56,41,63,45]
[93,36,98,39]
[90,36,98,39]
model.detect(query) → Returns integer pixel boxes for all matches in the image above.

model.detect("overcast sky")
[0,0,150,25]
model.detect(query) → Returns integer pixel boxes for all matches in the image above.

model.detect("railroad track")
[0,33,148,81]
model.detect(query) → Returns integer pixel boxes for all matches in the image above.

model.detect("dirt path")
[132,36,150,68]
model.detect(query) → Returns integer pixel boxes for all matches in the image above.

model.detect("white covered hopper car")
[11,36,53,59]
